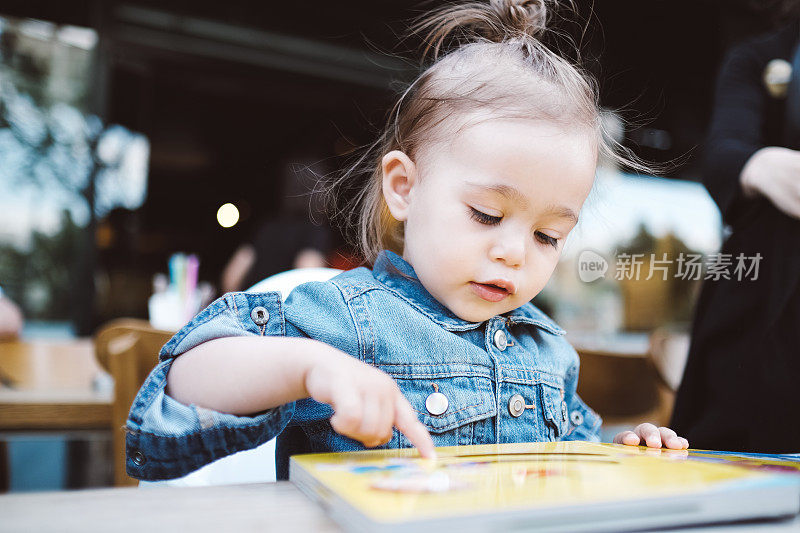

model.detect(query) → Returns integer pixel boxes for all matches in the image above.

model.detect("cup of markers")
[148,253,211,331]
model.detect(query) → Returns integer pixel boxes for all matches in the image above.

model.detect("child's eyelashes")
[469,207,560,249]
[535,231,559,248]
[469,207,502,225]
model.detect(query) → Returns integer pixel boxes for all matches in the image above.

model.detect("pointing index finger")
[394,395,437,459]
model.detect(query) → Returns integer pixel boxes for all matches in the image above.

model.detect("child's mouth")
[469,282,510,302]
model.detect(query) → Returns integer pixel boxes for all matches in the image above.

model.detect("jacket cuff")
[561,396,603,442]
[125,401,295,481]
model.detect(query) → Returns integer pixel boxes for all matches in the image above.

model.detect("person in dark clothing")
[223,216,331,293]
[221,159,332,293]
[671,22,800,453]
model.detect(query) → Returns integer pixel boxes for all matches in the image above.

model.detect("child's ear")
[381,150,417,222]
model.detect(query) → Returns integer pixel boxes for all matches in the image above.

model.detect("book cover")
[290,441,800,532]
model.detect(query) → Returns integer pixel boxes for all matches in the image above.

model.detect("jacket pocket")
[381,363,496,443]
[540,384,568,439]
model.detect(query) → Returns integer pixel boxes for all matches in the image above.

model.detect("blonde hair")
[325,0,643,264]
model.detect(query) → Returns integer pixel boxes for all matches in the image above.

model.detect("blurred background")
[0,0,790,492]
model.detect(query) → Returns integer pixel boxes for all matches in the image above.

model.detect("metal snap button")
[508,394,525,417]
[561,402,568,422]
[570,410,584,426]
[250,306,269,326]
[132,451,146,466]
[425,392,449,416]
[493,329,508,351]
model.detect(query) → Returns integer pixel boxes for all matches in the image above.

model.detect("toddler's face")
[389,118,597,322]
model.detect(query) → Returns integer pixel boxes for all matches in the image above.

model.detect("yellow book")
[290,441,800,532]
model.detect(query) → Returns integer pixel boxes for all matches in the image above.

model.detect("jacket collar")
[371,250,565,335]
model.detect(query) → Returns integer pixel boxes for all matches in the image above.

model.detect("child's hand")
[613,423,689,449]
[303,346,436,458]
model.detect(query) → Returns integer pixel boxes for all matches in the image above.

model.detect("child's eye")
[535,231,559,248]
[469,207,502,225]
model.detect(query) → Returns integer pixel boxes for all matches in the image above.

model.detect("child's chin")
[450,303,506,323]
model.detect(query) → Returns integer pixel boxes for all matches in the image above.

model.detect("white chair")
[141,267,342,488]
[246,267,343,295]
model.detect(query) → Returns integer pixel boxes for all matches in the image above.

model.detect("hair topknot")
[415,0,556,60]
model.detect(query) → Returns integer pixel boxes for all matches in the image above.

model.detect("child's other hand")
[613,423,689,450]
[303,346,436,459]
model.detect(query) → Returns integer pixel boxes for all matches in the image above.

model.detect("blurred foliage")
[617,223,658,256]
[0,17,147,328]
[0,210,81,319]
[616,223,701,327]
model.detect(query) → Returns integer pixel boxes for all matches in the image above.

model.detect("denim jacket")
[126,250,601,481]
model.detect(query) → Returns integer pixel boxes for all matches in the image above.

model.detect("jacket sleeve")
[126,281,361,481]
[560,360,603,442]
[125,291,296,480]
[703,43,767,227]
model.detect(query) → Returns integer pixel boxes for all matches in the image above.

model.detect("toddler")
[126,0,688,481]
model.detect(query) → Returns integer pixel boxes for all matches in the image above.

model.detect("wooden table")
[1,481,798,532]
[2,482,340,532]
[0,340,112,430]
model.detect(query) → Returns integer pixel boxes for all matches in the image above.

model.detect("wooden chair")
[94,319,173,486]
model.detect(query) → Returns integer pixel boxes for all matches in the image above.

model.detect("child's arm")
[166,336,322,415]
[166,335,436,456]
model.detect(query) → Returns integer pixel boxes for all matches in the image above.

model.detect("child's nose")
[490,234,526,267]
